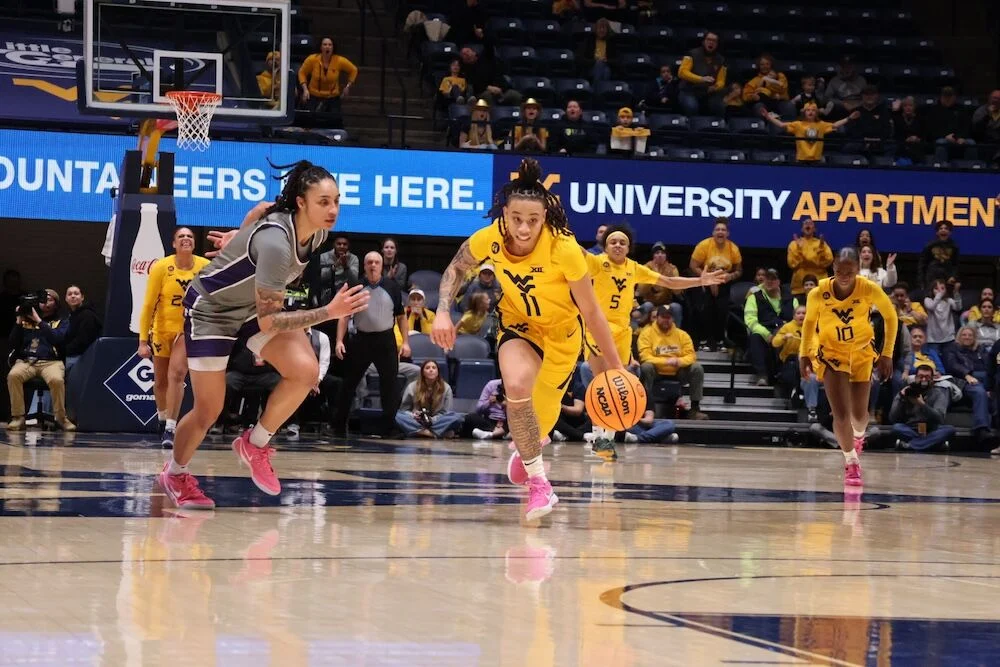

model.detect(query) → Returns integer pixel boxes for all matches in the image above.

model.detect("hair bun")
[517,158,542,185]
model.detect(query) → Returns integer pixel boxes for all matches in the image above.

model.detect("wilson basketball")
[585,369,647,431]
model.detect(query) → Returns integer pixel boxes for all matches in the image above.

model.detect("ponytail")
[263,159,336,217]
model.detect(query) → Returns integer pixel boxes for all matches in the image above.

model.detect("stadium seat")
[664,1,697,25]
[860,65,883,88]
[901,37,937,64]
[826,154,869,167]
[541,108,564,124]
[593,80,633,110]
[554,78,594,106]
[748,31,788,58]
[499,46,539,75]
[538,48,576,78]
[791,33,826,60]
[611,24,639,52]
[728,58,756,82]
[407,333,448,367]
[511,0,548,19]
[491,106,521,135]
[951,160,988,170]
[423,290,440,312]
[829,34,864,55]
[584,110,610,132]
[409,270,443,292]
[618,53,657,80]
[639,25,673,54]
[453,359,498,400]
[848,8,880,34]
[488,17,525,46]
[674,27,706,50]
[709,149,747,162]
[866,35,898,62]
[690,116,728,146]
[884,65,921,92]
[290,34,314,59]
[246,31,275,58]
[727,117,769,147]
[666,147,706,160]
[422,41,458,71]
[647,113,689,145]
[449,335,492,360]
[925,65,956,88]
[750,150,789,164]
[722,30,753,58]
[511,75,557,106]
[738,4,770,29]
[526,19,565,48]
[871,155,897,168]
[774,6,806,29]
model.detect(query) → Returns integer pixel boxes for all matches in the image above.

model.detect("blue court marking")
[605,574,1000,667]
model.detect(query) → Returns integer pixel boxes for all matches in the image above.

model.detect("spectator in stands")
[551,375,590,442]
[284,325,337,438]
[643,64,678,113]
[772,304,820,422]
[467,378,507,439]
[437,58,467,111]
[744,268,796,386]
[965,288,999,323]
[901,326,945,379]
[946,326,993,439]
[742,53,793,119]
[587,225,608,254]
[405,288,435,334]
[452,0,486,46]
[846,85,894,159]
[222,337,281,431]
[578,18,615,83]
[333,252,410,437]
[723,82,745,118]
[459,99,497,150]
[638,305,707,419]
[763,102,858,163]
[297,37,357,125]
[801,274,819,295]
[924,278,962,356]
[786,217,832,296]
[892,96,929,165]
[461,263,501,312]
[968,299,1000,349]
[890,364,956,451]
[677,32,727,117]
[891,282,927,327]
[314,234,359,307]
[748,266,767,294]
[507,98,548,153]
[791,74,831,118]
[690,217,741,352]
[381,237,408,291]
[609,107,650,156]
[256,51,281,109]
[6,289,73,431]
[826,56,866,115]
[614,410,678,445]
[551,100,596,155]
[636,241,683,324]
[552,0,582,21]
[457,292,491,335]
[62,285,102,373]
[461,48,521,107]
[971,90,1000,166]
[917,220,959,288]
[395,360,463,438]
[858,244,897,291]
[926,86,975,163]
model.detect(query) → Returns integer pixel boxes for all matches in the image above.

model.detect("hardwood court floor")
[0,430,998,666]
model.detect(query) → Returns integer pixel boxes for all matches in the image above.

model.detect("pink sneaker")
[233,429,281,496]
[844,461,863,487]
[506,437,551,486]
[158,461,215,509]
[853,435,865,456]
[525,476,558,520]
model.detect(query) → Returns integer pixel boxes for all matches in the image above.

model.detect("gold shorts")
[815,342,877,383]
[583,322,633,366]
[498,315,583,436]
[150,330,182,359]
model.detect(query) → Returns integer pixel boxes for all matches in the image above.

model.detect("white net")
[165,91,222,151]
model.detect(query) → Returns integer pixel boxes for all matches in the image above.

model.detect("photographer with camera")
[466,378,508,440]
[394,360,464,438]
[890,364,956,451]
[6,288,74,431]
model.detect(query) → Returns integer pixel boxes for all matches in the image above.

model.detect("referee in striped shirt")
[333,251,411,436]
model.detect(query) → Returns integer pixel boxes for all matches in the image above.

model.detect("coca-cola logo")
[130,258,158,276]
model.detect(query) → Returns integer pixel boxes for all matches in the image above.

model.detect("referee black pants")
[333,329,399,433]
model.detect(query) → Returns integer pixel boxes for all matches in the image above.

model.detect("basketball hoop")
[165,90,222,151]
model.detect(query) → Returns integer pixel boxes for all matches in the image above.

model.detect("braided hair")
[263,160,336,217]
[487,158,572,239]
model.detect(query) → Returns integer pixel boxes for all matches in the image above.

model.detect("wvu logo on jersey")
[831,307,854,325]
[175,278,191,291]
[503,269,541,317]
[507,322,529,333]
[612,276,628,293]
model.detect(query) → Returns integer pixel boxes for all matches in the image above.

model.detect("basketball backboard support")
[78,0,292,124]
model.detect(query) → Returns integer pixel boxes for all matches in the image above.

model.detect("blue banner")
[0,129,495,235]
[492,154,1000,254]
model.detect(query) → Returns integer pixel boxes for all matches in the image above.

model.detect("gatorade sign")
[103,354,157,425]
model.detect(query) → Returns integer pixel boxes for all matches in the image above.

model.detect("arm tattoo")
[256,286,330,333]
[436,239,480,314]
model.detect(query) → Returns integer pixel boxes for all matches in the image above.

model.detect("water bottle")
[128,202,165,334]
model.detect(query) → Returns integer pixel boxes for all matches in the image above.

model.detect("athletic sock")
[167,458,189,476]
[165,419,177,432]
[523,454,545,479]
[157,410,168,422]
[843,449,859,464]
[249,423,275,448]
[852,428,866,439]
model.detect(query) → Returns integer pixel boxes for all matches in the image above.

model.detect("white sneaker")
[286,423,300,438]
[551,430,567,442]
[583,432,597,443]
[668,433,679,443]
[990,444,1000,455]
[472,428,493,440]
[623,432,638,443]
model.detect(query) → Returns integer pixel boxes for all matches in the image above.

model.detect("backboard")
[78,0,292,123]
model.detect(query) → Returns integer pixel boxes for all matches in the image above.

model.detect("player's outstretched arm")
[799,288,821,379]
[255,283,370,334]
[432,239,480,350]
[570,276,623,370]
[654,269,727,291]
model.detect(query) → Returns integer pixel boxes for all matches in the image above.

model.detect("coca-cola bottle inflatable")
[129,202,165,334]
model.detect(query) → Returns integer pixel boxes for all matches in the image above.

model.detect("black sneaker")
[161,428,175,450]
[807,410,818,423]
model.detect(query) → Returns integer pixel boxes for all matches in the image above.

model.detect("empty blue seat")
[490,105,522,135]
[511,75,556,106]
[538,48,576,77]
[449,334,492,360]
[751,150,790,163]
[409,270,442,291]
[594,80,633,110]
[488,17,525,45]
[826,154,869,167]
[526,19,564,47]
[618,52,656,80]
[453,360,498,400]
[422,41,458,70]
[407,333,448,367]
[499,46,539,75]
[638,25,673,53]
[666,147,706,160]
[554,78,593,106]
[709,149,747,162]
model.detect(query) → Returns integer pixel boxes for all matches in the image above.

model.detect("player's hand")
[326,284,369,320]
[206,229,239,258]
[335,341,346,359]
[700,269,727,286]
[799,355,814,381]
[876,355,892,381]
[430,312,457,351]
[137,342,151,359]
[399,342,411,359]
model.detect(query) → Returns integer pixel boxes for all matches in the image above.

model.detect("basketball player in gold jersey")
[138,227,210,448]
[582,223,726,459]
[431,159,623,521]
[800,247,898,487]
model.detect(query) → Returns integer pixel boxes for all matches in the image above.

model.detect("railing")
[355,0,413,131]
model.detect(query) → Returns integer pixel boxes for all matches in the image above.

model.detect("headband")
[605,230,630,245]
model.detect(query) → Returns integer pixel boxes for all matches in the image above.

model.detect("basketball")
[585,369,647,431]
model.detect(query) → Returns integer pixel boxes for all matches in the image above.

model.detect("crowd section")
[6,214,999,455]
[402,0,1000,167]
